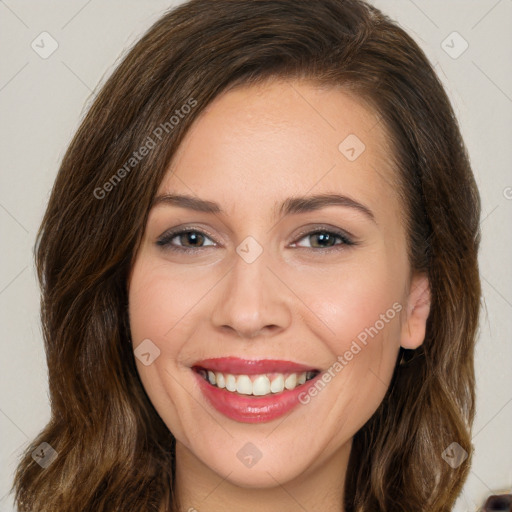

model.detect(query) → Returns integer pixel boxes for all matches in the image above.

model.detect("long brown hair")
[12,1,481,510]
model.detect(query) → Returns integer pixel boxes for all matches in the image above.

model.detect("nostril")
[484,494,512,512]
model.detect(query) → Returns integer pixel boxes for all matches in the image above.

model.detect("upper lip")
[192,357,319,375]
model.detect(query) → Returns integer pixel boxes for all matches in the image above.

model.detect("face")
[128,78,430,490]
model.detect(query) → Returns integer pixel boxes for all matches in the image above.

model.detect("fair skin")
[128,78,431,512]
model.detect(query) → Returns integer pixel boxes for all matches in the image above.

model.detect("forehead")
[160,78,400,225]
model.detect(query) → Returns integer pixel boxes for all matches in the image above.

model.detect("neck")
[173,439,351,512]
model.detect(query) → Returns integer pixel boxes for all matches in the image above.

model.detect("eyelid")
[291,223,356,243]
[156,224,221,248]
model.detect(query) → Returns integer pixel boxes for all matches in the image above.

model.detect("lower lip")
[193,370,321,423]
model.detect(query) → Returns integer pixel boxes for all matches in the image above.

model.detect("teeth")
[225,374,237,392]
[215,372,225,389]
[284,373,297,390]
[236,375,253,395]
[252,375,271,396]
[270,374,284,393]
[199,370,318,396]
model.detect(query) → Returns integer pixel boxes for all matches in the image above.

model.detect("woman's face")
[128,79,430,489]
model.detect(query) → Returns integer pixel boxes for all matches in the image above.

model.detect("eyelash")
[156,226,357,254]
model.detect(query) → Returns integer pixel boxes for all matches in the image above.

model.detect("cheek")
[128,261,192,401]
[128,257,203,349]
[128,259,201,437]
[293,253,404,356]
[287,251,404,430]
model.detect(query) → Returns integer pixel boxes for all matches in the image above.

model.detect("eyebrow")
[151,193,376,223]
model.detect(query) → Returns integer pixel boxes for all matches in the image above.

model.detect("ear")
[400,273,431,349]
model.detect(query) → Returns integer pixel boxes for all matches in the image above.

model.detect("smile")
[194,368,320,396]
[191,357,322,423]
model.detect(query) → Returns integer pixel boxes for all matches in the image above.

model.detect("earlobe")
[400,273,431,350]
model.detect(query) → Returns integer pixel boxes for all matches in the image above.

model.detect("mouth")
[190,357,323,423]
[192,366,321,397]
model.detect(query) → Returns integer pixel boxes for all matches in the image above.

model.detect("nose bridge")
[210,238,292,338]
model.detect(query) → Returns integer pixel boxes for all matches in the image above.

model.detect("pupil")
[314,232,333,247]
[183,232,202,246]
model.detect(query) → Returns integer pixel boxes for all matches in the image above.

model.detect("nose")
[210,247,293,339]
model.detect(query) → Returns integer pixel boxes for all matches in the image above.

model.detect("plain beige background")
[0,1,511,510]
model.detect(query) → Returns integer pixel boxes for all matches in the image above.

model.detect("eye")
[156,228,217,252]
[291,228,355,251]
[156,226,356,254]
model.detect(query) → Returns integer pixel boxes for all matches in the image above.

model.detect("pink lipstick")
[191,357,322,423]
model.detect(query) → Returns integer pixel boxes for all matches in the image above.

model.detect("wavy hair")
[12,0,481,510]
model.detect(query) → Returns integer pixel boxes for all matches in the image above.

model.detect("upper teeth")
[200,370,317,396]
